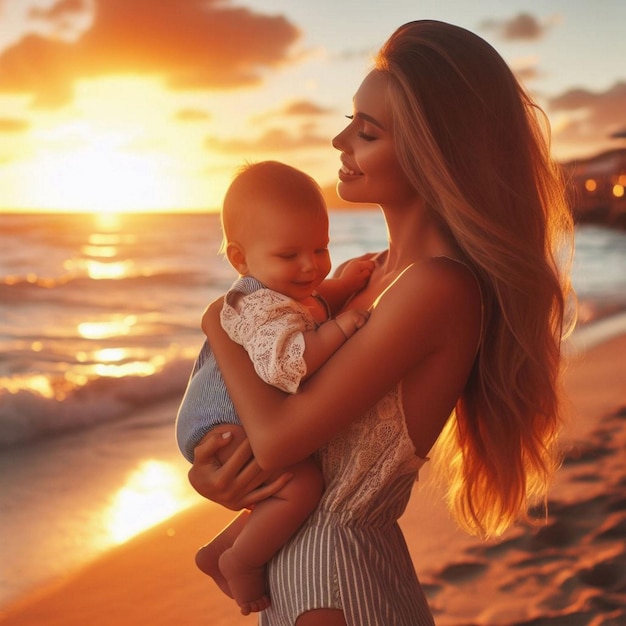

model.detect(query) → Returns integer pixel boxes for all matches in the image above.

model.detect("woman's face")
[332,70,417,208]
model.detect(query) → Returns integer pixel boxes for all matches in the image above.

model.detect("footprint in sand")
[437,559,488,583]
[579,554,626,592]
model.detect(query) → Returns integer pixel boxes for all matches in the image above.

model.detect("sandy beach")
[1,332,625,626]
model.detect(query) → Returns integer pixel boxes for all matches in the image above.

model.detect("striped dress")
[259,382,435,625]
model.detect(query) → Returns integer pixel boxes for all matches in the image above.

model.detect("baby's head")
[221,161,332,301]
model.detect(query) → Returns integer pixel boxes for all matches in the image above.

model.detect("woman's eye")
[345,114,375,140]
[357,131,376,142]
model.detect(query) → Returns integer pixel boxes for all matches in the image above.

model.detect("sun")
[23,144,181,213]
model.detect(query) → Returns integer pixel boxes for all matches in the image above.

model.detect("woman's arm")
[205,259,481,471]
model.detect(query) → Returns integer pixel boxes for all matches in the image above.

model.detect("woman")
[188,20,574,625]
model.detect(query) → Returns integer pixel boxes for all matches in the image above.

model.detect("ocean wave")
[0,357,194,448]
[3,305,625,450]
[0,270,210,295]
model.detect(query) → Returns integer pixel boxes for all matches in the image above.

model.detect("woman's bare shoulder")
[370,256,482,357]
[385,256,480,310]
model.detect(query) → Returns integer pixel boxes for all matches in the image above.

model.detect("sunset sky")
[1,0,625,213]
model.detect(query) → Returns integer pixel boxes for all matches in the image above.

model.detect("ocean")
[1,210,626,608]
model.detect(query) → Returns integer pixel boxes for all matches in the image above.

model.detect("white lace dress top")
[317,381,427,517]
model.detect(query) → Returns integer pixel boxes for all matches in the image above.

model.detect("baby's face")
[242,202,331,302]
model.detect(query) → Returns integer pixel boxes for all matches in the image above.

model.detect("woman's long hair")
[376,20,576,537]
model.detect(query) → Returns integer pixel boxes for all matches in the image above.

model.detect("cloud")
[251,99,334,124]
[480,13,555,41]
[0,117,30,132]
[549,81,626,146]
[331,47,374,62]
[281,100,333,116]
[508,56,543,84]
[0,0,301,107]
[514,65,541,83]
[205,128,329,154]
[29,0,92,39]
[175,108,211,123]
[29,0,87,20]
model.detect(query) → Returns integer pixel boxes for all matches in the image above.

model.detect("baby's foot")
[219,548,271,615]
[195,542,232,598]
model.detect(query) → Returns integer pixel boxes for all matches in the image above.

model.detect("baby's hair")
[221,161,327,250]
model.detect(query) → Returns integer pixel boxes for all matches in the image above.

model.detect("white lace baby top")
[220,279,321,394]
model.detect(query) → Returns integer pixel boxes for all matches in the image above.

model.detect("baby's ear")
[225,241,248,274]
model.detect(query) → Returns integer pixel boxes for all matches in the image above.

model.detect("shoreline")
[1,328,626,625]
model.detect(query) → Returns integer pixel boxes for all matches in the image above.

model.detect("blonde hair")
[376,21,575,537]
[221,160,327,250]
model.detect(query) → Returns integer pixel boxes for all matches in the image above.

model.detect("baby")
[175,161,372,614]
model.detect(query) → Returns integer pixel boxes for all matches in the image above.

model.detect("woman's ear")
[226,242,248,275]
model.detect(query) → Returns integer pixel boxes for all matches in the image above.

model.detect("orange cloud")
[549,81,626,143]
[512,62,542,84]
[175,108,211,122]
[0,117,30,132]
[281,100,334,116]
[251,99,334,125]
[29,0,90,36]
[205,128,329,154]
[0,0,300,107]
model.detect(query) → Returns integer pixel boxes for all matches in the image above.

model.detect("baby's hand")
[340,259,375,292]
[334,308,370,339]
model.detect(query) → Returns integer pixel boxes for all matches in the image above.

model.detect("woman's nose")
[332,125,349,152]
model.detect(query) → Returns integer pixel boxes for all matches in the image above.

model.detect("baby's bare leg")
[194,424,248,598]
[219,456,324,615]
[195,509,249,598]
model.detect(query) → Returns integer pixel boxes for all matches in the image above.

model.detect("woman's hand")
[188,430,293,511]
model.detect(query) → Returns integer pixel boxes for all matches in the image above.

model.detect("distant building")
[561,148,626,227]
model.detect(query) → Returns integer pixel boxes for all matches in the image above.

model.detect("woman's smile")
[338,163,362,181]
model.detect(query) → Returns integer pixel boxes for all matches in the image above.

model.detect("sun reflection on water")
[86,259,132,279]
[77,316,137,339]
[82,244,118,258]
[0,373,56,398]
[91,359,159,377]
[106,460,195,544]
[74,347,163,377]
[89,232,137,246]
[92,347,127,362]
[95,212,122,231]
[63,255,133,279]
